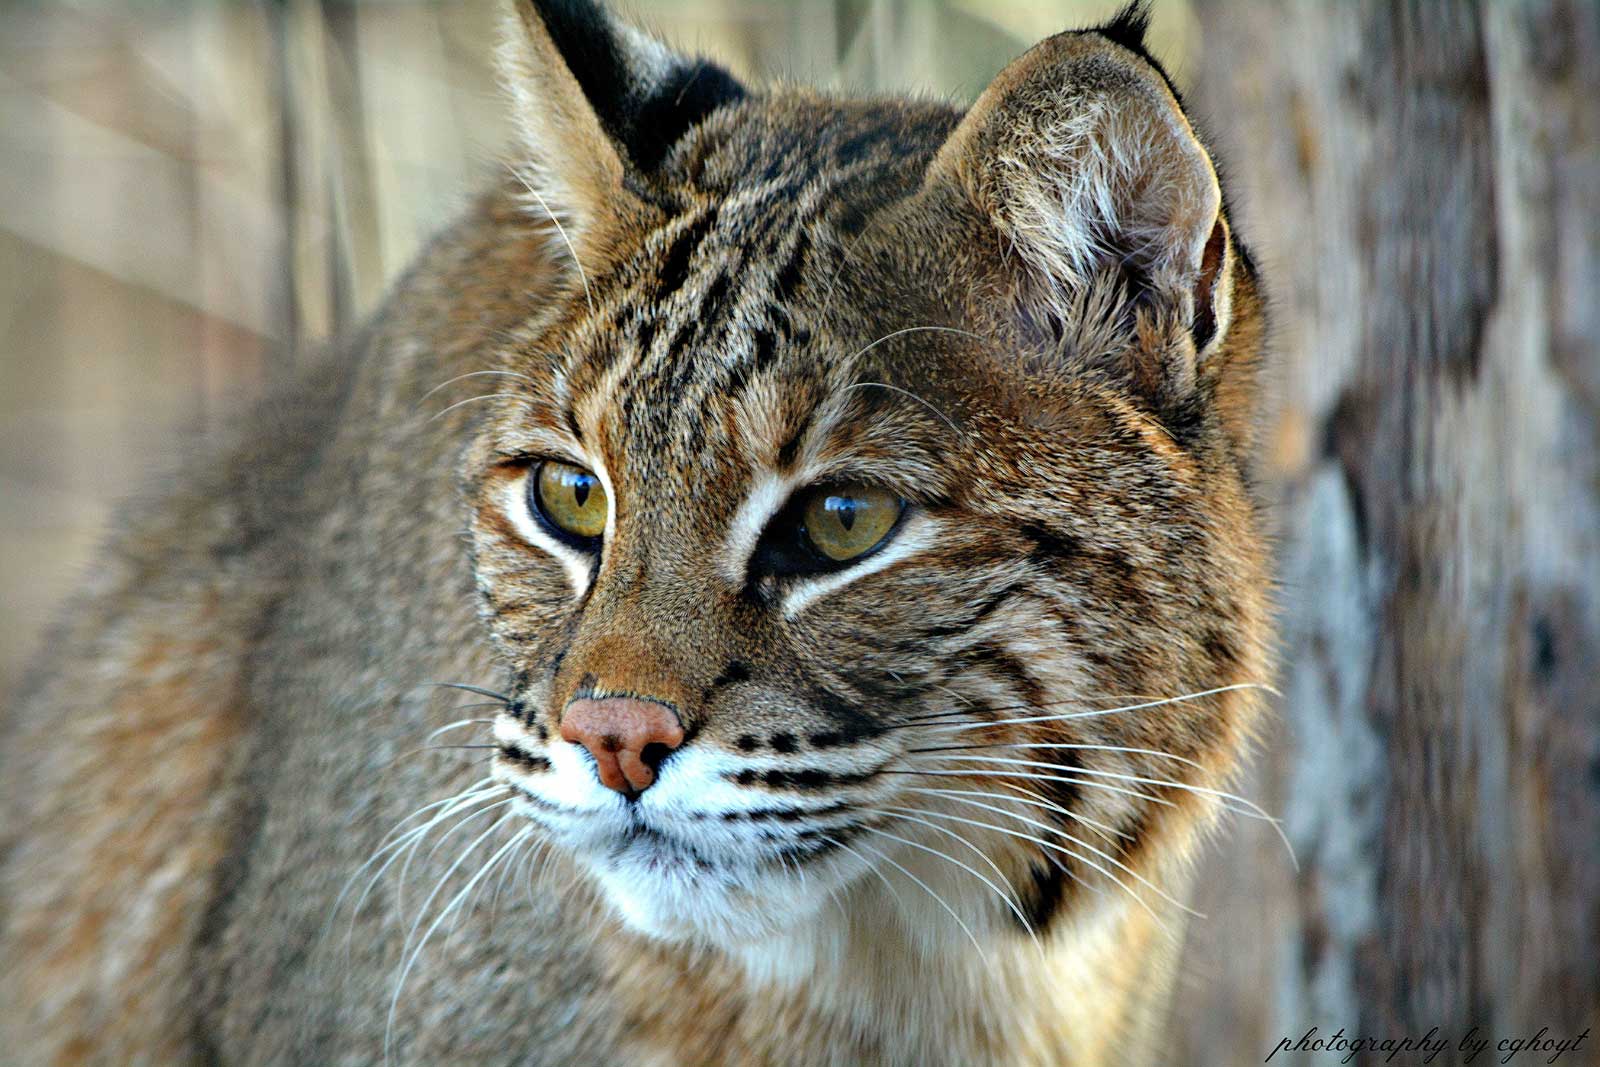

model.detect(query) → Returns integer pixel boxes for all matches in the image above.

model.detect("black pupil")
[827,495,857,531]
[571,475,590,508]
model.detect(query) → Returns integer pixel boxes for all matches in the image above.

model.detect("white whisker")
[323,780,502,951]
[912,739,1215,776]
[927,791,1200,919]
[907,785,1129,846]
[417,370,537,408]
[426,392,535,425]
[420,719,498,745]
[841,836,987,960]
[372,776,497,846]
[917,682,1275,733]
[895,804,1170,933]
[385,822,531,1063]
[858,818,1038,941]
[893,766,1176,809]
[395,800,515,934]
[910,754,1284,833]
[511,165,595,317]
[345,787,508,945]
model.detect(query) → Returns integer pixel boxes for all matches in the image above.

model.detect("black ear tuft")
[632,61,748,172]
[1095,0,1152,54]
[530,0,746,172]
[1087,1,1184,105]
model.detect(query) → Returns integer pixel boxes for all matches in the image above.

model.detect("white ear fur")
[998,64,1218,291]
[494,0,631,265]
[933,32,1227,340]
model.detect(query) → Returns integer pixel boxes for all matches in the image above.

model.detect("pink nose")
[559,696,685,795]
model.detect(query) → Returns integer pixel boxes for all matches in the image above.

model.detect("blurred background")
[2,1,1596,1063]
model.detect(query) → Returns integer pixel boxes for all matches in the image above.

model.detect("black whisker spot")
[498,746,552,773]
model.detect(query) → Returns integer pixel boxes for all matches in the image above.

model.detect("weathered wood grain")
[1172,1,1600,1062]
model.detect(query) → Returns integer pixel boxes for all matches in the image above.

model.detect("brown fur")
[1,3,1272,1064]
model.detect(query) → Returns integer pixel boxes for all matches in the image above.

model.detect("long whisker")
[902,758,1296,866]
[894,804,1170,933]
[893,682,1278,730]
[322,780,502,951]
[857,819,1037,940]
[386,821,530,1063]
[908,784,1129,846]
[875,801,1097,901]
[823,833,897,897]
[885,768,1176,809]
[370,775,497,845]
[426,392,534,425]
[511,165,595,317]
[816,225,871,323]
[383,744,498,771]
[842,380,964,437]
[485,830,538,925]
[836,836,986,960]
[399,807,515,948]
[396,798,516,922]
[910,754,1280,826]
[448,826,536,948]
[344,787,509,952]
[421,682,511,704]
[909,739,1215,776]
[416,370,537,408]
[421,719,497,744]
[520,835,551,908]
[845,325,986,366]
[916,791,1200,919]
[870,806,1028,908]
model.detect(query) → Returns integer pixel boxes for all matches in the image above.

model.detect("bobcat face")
[467,0,1271,949]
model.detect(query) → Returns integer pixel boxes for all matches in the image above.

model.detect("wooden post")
[1171,1,1600,1062]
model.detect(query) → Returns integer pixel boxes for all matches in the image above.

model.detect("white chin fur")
[583,849,834,946]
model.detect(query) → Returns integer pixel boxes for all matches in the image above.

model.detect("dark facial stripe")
[499,746,553,773]
[656,209,718,302]
[1018,857,1072,934]
[773,231,810,303]
[729,766,881,790]
[920,582,1023,640]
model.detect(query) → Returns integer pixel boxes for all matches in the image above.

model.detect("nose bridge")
[568,630,693,710]
[551,463,745,720]
[555,546,722,717]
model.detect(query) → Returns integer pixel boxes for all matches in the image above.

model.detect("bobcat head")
[466,0,1271,954]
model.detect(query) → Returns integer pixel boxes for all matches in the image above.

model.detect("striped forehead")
[573,195,836,478]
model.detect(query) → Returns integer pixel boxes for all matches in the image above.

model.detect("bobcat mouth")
[503,766,859,876]
[607,821,715,873]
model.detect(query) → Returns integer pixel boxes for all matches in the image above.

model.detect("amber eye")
[531,460,607,542]
[800,484,903,562]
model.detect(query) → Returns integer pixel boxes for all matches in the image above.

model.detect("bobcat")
[0,1,1273,1064]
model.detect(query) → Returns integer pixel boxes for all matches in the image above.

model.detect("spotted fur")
[1,2,1272,1064]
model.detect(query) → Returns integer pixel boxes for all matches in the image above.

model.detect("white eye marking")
[501,475,594,598]
[780,512,935,619]
[720,470,794,586]
[590,453,618,543]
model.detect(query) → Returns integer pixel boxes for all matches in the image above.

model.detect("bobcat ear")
[496,0,747,254]
[928,3,1233,357]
